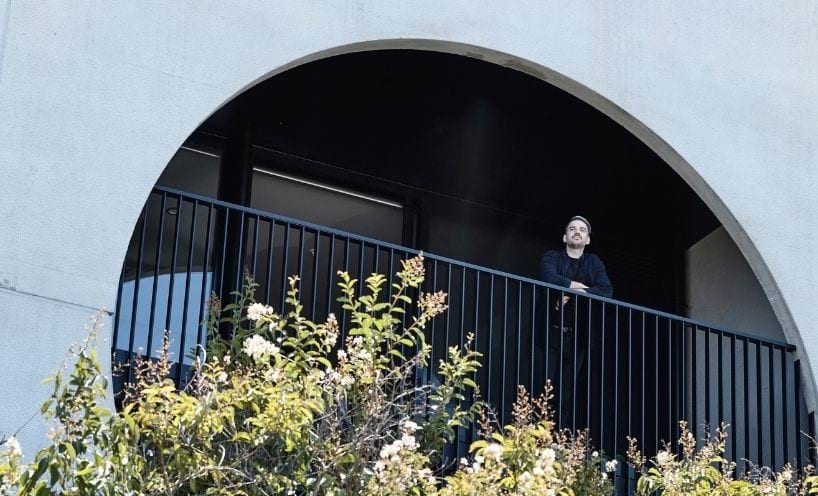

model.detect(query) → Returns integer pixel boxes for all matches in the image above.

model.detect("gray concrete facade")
[1,1,817,453]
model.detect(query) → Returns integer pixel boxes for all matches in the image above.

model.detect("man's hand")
[569,281,589,292]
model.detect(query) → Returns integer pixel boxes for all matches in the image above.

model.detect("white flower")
[543,448,556,462]
[592,450,599,458]
[379,441,401,459]
[337,350,347,361]
[247,303,274,321]
[402,420,419,434]
[242,335,280,362]
[656,451,673,466]
[605,459,618,472]
[400,433,417,450]
[264,367,282,382]
[3,437,21,457]
[485,443,503,461]
[216,371,228,383]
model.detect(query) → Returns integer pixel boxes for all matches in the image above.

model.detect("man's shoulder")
[584,252,606,266]
[541,249,562,259]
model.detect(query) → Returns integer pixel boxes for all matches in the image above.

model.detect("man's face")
[563,220,590,249]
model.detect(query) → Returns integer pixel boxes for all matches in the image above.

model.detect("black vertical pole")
[216,102,253,338]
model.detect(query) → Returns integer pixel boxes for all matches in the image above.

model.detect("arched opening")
[113,47,811,474]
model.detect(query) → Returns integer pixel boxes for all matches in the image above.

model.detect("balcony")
[113,186,814,492]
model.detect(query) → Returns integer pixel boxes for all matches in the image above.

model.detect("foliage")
[1,254,617,495]
[441,385,615,496]
[629,421,818,496]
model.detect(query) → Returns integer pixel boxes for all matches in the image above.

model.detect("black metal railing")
[113,186,814,492]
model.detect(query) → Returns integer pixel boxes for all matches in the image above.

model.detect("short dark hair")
[566,215,591,234]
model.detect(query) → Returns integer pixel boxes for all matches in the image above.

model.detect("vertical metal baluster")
[516,281,522,394]
[544,287,551,399]
[196,204,213,359]
[265,220,275,305]
[251,214,259,277]
[127,205,148,381]
[613,304,619,466]
[655,316,659,456]
[572,292,579,432]
[640,312,645,455]
[781,347,788,471]
[459,268,468,459]
[217,209,230,299]
[279,224,290,311]
[310,230,320,320]
[668,319,673,451]
[627,308,644,493]
[743,338,750,471]
[487,275,495,407]
[692,328,698,442]
[627,308,633,495]
[794,359,803,469]
[164,197,183,362]
[461,268,467,350]
[297,225,306,285]
[147,193,167,358]
[558,290,565,431]
[445,264,453,355]
[600,302,606,452]
[472,269,480,350]
[756,341,763,465]
[472,272,481,443]
[387,249,395,300]
[325,234,335,319]
[112,265,126,360]
[587,298,593,432]
[769,344,776,469]
[178,199,198,385]
[730,334,737,467]
[718,331,724,431]
[501,277,508,426]
[357,241,365,297]
[340,238,349,340]
[231,211,246,295]
[529,283,536,395]
[704,327,711,433]
[429,259,438,386]
[373,245,379,277]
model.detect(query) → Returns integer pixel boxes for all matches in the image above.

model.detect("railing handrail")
[152,185,795,351]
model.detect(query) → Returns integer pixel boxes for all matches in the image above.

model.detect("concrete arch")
[199,38,815,410]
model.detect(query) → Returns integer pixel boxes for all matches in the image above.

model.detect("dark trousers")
[546,328,588,430]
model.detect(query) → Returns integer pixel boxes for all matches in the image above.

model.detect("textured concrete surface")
[686,227,785,342]
[1,1,816,451]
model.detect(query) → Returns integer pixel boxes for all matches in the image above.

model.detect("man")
[539,215,612,301]
[538,215,612,430]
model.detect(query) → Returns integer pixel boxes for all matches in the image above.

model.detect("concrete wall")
[1,1,817,452]
[686,227,785,342]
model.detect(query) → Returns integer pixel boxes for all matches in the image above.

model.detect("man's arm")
[585,256,613,298]
[539,251,572,288]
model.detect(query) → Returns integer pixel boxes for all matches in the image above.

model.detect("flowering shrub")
[0,254,614,495]
[629,421,818,496]
[441,386,615,496]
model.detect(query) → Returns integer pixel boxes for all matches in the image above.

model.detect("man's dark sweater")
[539,250,613,298]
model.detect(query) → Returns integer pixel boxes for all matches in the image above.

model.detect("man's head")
[563,215,591,250]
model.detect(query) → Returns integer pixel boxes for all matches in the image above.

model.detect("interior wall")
[686,226,785,341]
